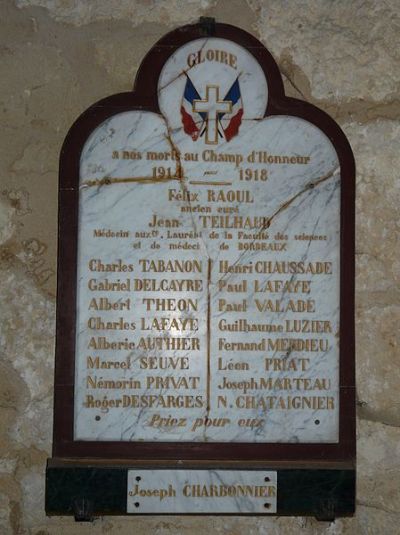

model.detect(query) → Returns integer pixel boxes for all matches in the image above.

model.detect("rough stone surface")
[1,0,399,533]
[251,0,400,102]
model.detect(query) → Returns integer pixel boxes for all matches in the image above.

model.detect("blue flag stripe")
[183,75,201,102]
[224,78,241,105]
[183,76,206,121]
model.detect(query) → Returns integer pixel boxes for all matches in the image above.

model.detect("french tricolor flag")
[180,75,243,142]
[180,75,205,141]
[219,77,243,142]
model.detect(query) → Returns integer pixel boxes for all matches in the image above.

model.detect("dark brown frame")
[53,21,355,464]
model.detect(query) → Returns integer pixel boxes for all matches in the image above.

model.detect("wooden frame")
[53,20,355,464]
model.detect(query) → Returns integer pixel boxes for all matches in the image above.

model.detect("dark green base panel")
[46,461,355,520]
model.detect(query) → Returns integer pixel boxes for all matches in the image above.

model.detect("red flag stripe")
[181,106,200,140]
[224,108,243,141]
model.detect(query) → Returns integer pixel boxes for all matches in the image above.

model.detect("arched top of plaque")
[61,21,354,179]
[54,20,355,463]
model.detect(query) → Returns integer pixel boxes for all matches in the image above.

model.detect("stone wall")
[1,0,399,533]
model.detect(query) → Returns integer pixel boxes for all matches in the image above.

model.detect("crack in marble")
[160,114,211,261]
[157,39,209,94]
[80,175,180,189]
[267,166,339,228]
[217,164,340,286]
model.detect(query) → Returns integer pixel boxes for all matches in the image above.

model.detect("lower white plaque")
[127,469,277,514]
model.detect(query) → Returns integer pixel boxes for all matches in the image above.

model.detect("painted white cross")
[193,85,232,145]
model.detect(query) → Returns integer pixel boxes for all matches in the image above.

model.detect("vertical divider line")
[206,258,212,411]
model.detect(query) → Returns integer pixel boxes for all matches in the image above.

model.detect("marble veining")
[74,37,341,443]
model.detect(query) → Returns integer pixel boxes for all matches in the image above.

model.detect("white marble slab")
[73,37,341,444]
[127,469,277,514]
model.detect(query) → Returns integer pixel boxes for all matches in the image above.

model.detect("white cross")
[193,85,232,145]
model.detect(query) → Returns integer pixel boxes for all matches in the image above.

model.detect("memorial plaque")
[126,470,277,514]
[47,19,355,519]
